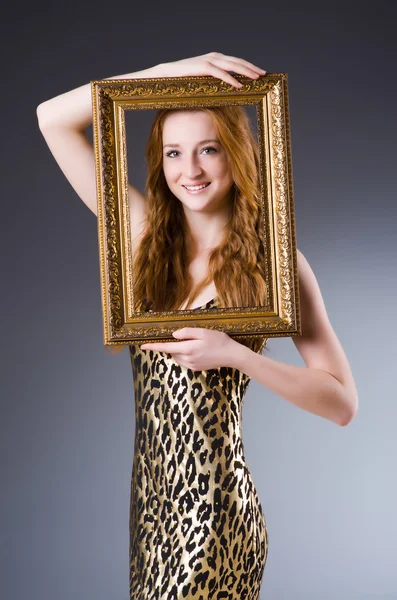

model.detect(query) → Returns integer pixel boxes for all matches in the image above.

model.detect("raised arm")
[36,52,266,227]
[36,63,166,220]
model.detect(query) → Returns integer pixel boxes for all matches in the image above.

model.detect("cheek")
[162,161,178,185]
[213,153,231,174]
[217,158,233,182]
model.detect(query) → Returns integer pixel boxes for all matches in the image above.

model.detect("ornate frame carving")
[91,74,301,346]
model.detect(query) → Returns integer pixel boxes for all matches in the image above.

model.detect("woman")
[37,52,358,600]
[133,103,268,313]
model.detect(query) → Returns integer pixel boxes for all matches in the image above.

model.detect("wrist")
[226,338,251,372]
[107,63,165,82]
[138,62,166,79]
[153,63,166,77]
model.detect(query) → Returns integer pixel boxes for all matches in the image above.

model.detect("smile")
[182,183,211,193]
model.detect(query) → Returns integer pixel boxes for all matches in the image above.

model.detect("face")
[161,110,234,214]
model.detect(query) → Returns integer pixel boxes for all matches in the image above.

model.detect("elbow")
[339,393,359,427]
[36,103,47,129]
[36,102,44,123]
[339,413,355,427]
[36,102,52,130]
[36,101,56,130]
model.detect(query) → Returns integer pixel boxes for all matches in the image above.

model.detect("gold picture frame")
[91,73,301,346]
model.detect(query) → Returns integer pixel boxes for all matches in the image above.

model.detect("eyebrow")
[163,139,221,149]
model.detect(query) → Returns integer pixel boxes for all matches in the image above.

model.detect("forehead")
[162,110,217,142]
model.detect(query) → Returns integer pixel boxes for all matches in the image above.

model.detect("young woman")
[133,103,268,314]
[37,52,358,600]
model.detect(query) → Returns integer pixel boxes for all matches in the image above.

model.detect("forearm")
[36,63,166,130]
[230,344,354,426]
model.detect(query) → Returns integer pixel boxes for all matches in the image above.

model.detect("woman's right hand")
[160,52,266,88]
[36,52,267,220]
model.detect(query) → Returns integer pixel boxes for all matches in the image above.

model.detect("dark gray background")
[2,1,396,598]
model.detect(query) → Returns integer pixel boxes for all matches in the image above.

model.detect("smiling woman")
[127,97,274,600]
[132,105,268,314]
[162,112,234,213]
[36,50,358,600]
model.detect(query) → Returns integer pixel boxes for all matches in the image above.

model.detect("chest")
[178,256,217,310]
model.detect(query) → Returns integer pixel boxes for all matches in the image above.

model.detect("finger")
[173,327,205,339]
[170,353,203,371]
[219,53,267,74]
[211,56,265,79]
[168,353,189,365]
[204,63,244,88]
[141,340,195,353]
[140,341,183,352]
[209,52,266,75]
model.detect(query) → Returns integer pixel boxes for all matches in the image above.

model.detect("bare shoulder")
[295,248,331,341]
[294,248,357,398]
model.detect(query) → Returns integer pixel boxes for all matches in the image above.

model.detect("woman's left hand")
[141,327,239,371]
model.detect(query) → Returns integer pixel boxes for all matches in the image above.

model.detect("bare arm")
[36,63,166,218]
[36,52,266,223]
[228,249,359,426]
[141,248,358,426]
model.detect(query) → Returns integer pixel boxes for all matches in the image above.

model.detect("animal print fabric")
[128,297,268,599]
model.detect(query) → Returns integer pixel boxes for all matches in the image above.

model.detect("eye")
[165,150,179,158]
[201,146,217,155]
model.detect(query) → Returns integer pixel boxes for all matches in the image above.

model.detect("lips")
[182,182,211,192]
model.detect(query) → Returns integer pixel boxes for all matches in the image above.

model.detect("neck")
[184,207,231,257]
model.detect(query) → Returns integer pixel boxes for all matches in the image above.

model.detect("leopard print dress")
[128,297,269,600]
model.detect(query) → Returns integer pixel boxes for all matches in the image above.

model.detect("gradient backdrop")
[2,1,396,598]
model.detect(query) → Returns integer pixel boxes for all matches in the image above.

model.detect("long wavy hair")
[132,105,268,315]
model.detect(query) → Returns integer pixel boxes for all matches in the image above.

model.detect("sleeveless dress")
[128,297,269,600]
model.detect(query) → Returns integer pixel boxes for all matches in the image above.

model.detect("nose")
[183,154,203,179]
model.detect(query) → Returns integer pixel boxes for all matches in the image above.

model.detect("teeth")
[184,183,209,191]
